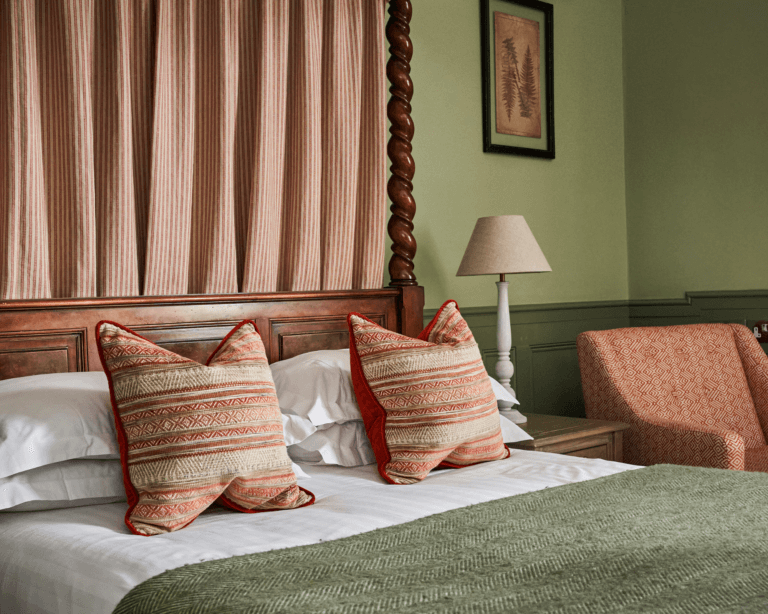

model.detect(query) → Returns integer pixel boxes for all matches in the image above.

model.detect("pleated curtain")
[0,0,387,299]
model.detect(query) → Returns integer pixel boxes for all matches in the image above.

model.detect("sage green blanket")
[114,465,768,613]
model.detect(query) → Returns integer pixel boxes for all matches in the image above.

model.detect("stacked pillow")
[0,371,125,511]
[0,371,314,514]
[271,349,376,466]
[270,349,529,468]
[0,363,340,516]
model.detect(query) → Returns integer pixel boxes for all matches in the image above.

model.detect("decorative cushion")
[97,320,314,535]
[347,300,510,484]
[0,370,314,482]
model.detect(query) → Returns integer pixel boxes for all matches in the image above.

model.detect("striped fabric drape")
[0,0,387,299]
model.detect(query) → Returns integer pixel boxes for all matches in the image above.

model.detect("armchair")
[577,323,768,471]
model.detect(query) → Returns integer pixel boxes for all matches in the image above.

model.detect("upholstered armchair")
[577,324,768,471]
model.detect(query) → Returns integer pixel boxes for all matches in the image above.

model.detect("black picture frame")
[480,0,554,159]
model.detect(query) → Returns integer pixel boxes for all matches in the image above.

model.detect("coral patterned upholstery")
[577,323,768,471]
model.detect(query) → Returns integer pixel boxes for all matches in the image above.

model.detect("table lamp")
[456,215,551,424]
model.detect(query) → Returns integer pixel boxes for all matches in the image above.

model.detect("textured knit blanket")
[114,465,768,613]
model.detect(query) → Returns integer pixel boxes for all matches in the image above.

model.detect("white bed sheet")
[0,450,637,614]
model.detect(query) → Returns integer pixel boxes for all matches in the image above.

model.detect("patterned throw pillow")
[97,320,314,536]
[347,300,510,484]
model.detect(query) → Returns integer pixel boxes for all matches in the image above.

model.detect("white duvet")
[0,450,637,614]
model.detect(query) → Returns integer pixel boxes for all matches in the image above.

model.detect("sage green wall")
[624,0,768,300]
[409,0,628,311]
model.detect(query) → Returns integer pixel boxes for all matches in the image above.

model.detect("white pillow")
[0,458,311,512]
[0,371,317,481]
[288,422,376,467]
[499,414,531,443]
[273,349,531,466]
[281,413,317,446]
[271,348,521,424]
[287,413,531,467]
[0,459,126,511]
[270,349,357,427]
[0,372,119,479]
[489,377,520,405]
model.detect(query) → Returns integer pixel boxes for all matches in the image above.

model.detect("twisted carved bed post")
[386,0,423,337]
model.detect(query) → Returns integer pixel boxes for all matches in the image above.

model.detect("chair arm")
[731,324,768,436]
[629,414,745,470]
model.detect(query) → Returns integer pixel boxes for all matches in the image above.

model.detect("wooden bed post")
[386,0,423,338]
[386,0,416,289]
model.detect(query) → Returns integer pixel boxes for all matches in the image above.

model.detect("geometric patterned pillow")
[96,320,314,536]
[347,300,510,485]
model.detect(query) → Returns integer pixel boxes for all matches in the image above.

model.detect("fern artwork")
[493,12,541,138]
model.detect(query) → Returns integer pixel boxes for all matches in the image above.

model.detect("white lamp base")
[499,407,527,424]
[495,280,526,425]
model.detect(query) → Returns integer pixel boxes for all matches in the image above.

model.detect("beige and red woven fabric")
[578,323,768,471]
[97,320,314,536]
[348,300,510,485]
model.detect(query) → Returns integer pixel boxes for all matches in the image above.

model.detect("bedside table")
[506,413,630,462]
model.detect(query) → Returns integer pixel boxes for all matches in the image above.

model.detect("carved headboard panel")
[0,288,424,380]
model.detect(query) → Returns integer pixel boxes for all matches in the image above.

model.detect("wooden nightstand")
[506,413,630,462]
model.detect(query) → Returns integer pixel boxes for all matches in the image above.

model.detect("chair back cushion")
[581,324,765,448]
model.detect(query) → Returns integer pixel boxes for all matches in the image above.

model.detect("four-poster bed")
[3,2,767,613]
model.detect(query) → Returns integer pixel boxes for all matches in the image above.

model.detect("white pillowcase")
[0,458,311,512]
[0,371,317,479]
[271,349,521,422]
[489,377,520,405]
[272,349,531,467]
[288,422,376,466]
[287,415,531,467]
[281,412,317,446]
[0,459,126,511]
[0,372,119,479]
[270,349,358,427]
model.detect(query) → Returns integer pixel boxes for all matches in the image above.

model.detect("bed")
[0,281,653,613]
[3,2,768,613]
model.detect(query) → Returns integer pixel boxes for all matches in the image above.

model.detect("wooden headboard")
[0,287,423,381]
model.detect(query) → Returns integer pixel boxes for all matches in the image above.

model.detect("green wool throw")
[114,465,768,613]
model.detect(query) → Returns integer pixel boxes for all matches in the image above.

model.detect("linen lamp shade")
[456,215,551,277]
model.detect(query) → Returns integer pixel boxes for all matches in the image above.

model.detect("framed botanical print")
[480,0,554,158]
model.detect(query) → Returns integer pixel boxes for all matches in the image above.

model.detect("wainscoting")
[424,291,768,418]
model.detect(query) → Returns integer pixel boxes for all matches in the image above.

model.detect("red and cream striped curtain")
[0,0,387,299]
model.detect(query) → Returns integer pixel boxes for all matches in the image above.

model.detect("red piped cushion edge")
[96,319,314,535]
[347,300,509,485]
